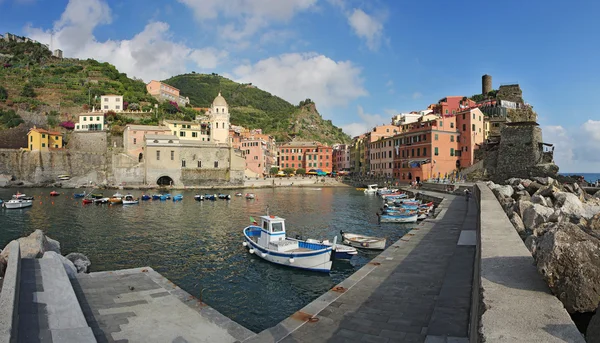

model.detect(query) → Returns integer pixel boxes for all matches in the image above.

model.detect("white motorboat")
[305,238,357,259]
[364,184,379,194]
[243,214,335,272]
[4,193,34,209]
[112,192,124,199]
[122,194,139,205]
[341,231,386,250]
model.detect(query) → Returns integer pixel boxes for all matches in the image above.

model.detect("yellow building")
[25,127,63,151]
[163,120,211,142]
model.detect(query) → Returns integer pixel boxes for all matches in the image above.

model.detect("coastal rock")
[522,204,554,231]
[510,213,526,236]
[548,209,562,223]
[520,179,533,188]
[587,213,600,240]
[515,200,534,221]
[593,190,600,199]
[545,197,554,207]
[43,251,77,279]
[526,181,543,196]
[512,190,531,202]
[0,230,60,261]
[533,184,561,199]
[514,184,525,191]
[534,222,600,313]
[524,235,536,253]
[45,237,61,254]
[533,176,554,186]
[506,178,522,186]
[530,194,548,207]
[65,253,91,273]
[587,305,600,343]
[493,185,514,198]
[554,192,585,217]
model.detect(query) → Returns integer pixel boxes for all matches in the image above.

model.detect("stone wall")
[497,84,524,103]
[67,131,108,153]
[181,168,243,186]
[111,153,144,186]
[0,124,31,149]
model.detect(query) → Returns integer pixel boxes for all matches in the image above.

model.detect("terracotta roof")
[29,128,61,135]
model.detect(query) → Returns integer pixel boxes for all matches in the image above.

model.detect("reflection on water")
[0,187,412,332]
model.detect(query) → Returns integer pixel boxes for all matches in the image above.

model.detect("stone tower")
[209,92,230,144]
[482,74,492,96]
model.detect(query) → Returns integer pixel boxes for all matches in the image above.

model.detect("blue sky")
[1,0,599,172]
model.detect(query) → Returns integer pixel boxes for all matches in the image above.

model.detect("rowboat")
[245,193,255,199]
[235,192,243,197]
[109,197,123,205]
[194,195,204,201]
[242,214,335,272]
[341,231,386,250]
[173,194,183,201]
[218,193,231,200]
[50,191,60,196]
[152,194,162,200]
[74,192,86,198]
[305,238,357,259]
[3,193,34,209]
[82,198,94,204]
[123,194,139,205]
[377,213,418,223]
[141,194,151,201]
[205,194,216,201]
[94,198,109,204]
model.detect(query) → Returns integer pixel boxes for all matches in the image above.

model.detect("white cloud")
[178,0,317,42]
[542,122,600,173]
[25,0,226,82]
[231,52,367,108]
[347,8,384,51]
[341,105,389,137]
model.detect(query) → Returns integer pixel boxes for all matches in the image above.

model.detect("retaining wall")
[0,241,21,343]
[475,183,584,342]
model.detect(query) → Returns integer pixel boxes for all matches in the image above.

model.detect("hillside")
[162,73,350,144]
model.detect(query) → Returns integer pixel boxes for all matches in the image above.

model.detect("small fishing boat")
[194,194,204,201]
[235,192,243,197]
[160,195,167,201]
[305,238,357,259]
[73,192,86,198]
[152,194,162,200]
[141,194,151,201]
[164,194,172,200]
[364,184,379,194]
[245,193,255,199]
[341,231,386,250]
[205,194,217,201]
[242,213,335,272]
[94,197,109,204]
[57,174,71,181]
[123,194,139,205]
[4,193,34,209]
[109,197,123,204]
[377,212,418,223]
[173,194,183,201]
[82,198,94,204]
[218,193,231,200]
[50,191,60,196]
[90,193,103,199]
[112,192,124,199]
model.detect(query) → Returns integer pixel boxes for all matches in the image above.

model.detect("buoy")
[249,249,255,254]
[289,258,295,263]
[260,253,266,258]
[242,242,248,247]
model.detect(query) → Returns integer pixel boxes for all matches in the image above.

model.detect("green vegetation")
[283,167,295,175]
[470,90,498,102]
[0,86,7,101]
[296,168,306,175]
[21,83,36,97]
[46,110,59,127]
[0,109,24,129]
[162,73,350,144]
[270,167,279,175]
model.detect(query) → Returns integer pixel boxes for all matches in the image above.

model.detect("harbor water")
[0,187,413,332]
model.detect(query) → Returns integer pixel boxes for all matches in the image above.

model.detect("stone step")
[18,327,96,343]
[18,258,96,343]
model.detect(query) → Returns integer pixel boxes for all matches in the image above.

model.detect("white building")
[75,113,105,131]
[53,49,63,59]
[101,95,123,113]
[207,92,230,144]
[391,112,422,126]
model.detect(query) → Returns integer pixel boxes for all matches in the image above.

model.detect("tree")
[0,109,24,128]
[21,83,36,98]
[270,167,279,175]
[296,168,306,175]
[283,167,295,175]
[128,102,140,111]
[0,86,7,101]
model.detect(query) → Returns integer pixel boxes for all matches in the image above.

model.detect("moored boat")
[205,194,217,201]
[218,193,231,200]
[50,191,60,196]
[141,194,151,201]
[94,197,109,204]
[194,194,204,201]
[173,194,183,201]
[235,192,243,197]
[341,231,386,250]
[152,194,162,200]
[305,238,357,259]
[364,184,379,194]
[82,198,94,204]
[123,194,139,205]
[3,193,34,209]
[109,197,123,205]
[245,193,255,199]
[74,192,86,198]
[242,214,334,272]
[377,212,418,223]
[112,192,124,199]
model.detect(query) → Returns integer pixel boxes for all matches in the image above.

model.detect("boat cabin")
[257,215,302,253]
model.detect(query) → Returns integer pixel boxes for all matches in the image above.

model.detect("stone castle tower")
[482,74,492,95]
[209,92,230,144]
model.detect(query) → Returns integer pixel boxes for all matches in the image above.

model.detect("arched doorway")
[157,176,174,186]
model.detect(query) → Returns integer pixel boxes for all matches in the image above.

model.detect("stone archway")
[157,175,174,186]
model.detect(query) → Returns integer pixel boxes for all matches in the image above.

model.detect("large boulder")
[509,213,526,237]
[0,230,61,262]
[43,251,77,279]
[65,253,91,273]
[587,305,600,343]
[515,200,534,220]
[593,190,600,199]
[522,203,554,231]
[533,184,561,199]
[526,181,544,196]
[554,192,585,217]
[512,190,531,202]
[530,194,548,207]
[534,222,600,313]
[533,176,555,186]
[493,185,514,198]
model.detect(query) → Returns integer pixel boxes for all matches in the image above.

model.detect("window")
[435,134,438,141]
[462,124,466,131]
[216,123,219,128]
[326,162,329,167]
[214,161,219,168]
[423,147,427,156]
[180,131,186,137]
[30,144,32,150]
[417,148,420,157]
[439,121,443,127]
[450,123,454,128]
[171,151,174,160]
[291,156,295,161]
[104,105,108,110]
[472,124,476,131]
[133,138,137,145]
[411,149,415,157]
[30,136,32,142]
[450,136,454,142]
[473,113,475,119]
[42,143,45,147]
[104,98,108,102]
[198,161,202,168]
[298,156,302,161]
[291,163,295,168]
[434,147,439,156]
[450,148,455,156]
[76,125,79,129]
[157,151,161,160]
[115,106,120,110]
[182,160,186,168]
[479,116,482,121]
[445,109,448,114]
[116,98,120,102]
[320,162,323,167]
[463,113,466,120]
[96,117,100,121]
[192,132,197,138]
[83,117,87,121]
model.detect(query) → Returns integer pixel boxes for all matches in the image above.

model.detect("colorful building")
[456,108,485,168]
[350,135,366,175]
[75,113,105,131]
[123,124,171,160]
[146,80,190,107]
[278,142,333,173]
[364,125,400,175]
[163,120,210,142]
[25,127,63,151]
[332,144,351,172]
[101,94,123,113]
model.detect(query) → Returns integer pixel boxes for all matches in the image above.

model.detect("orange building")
[456,107,485,168]
[278,142,333,173]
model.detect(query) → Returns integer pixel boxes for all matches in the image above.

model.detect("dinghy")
[123,194,139,205]
[194,194,204,201]
[340,231,386,250]
[305,238,357,259]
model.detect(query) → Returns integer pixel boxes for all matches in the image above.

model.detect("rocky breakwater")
[0,229,91,281]
[487,177,600,341]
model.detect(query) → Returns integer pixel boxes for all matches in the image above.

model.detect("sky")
[0,0,599,172]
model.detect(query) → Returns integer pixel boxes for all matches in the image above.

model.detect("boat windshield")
[272,222,284,233]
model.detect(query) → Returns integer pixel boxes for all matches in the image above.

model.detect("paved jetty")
[71,267,255,343]
[249,192,477,343]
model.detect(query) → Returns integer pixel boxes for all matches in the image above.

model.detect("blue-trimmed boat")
[243,214,335,272]
[173,194,183,201]
[141,194,151,201]
[152,194,161,200]
[74,192,86,198]
[205,194,217,201]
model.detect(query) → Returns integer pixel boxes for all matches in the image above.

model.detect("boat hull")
[4,200,33,209]
[341,233,386,250]
[379,214,418,223]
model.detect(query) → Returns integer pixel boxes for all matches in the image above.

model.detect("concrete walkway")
[269,192,478,343]
[70,267,255,343]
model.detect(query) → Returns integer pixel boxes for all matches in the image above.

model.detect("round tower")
[482,74,492,96]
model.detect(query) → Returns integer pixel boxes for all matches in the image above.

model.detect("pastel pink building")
[123,124,171,161]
